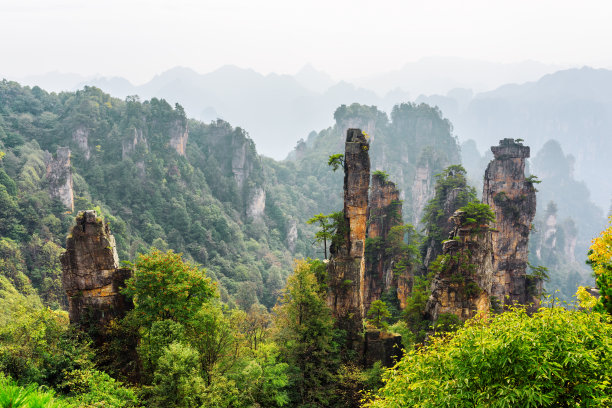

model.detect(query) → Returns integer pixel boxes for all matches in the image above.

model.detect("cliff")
[421,187,472,272]
[203,120,266,220]
[169,119,188,157]
[60,210,132,330]
[44,147,74,212]
[425,209,495,321]
[327,128,370,347]
[482,138,539,308]
[364,173,410,311]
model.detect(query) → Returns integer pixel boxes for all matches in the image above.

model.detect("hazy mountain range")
[10,58,566,158]
[7,59,612,210]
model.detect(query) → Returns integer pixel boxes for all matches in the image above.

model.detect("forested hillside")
[1,79,611,407]
[0,81,296,310]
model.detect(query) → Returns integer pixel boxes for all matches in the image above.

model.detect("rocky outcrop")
[482,138,538,308]
[364,174,408,312]
[363,330,402,368]
[286,219,298,253]
[61,211,132,329]
[44,147,74,212]
[327,128,370,347]
[421,187,471,272]
[246,187,266,221]
[122,128,147,159]
[204,121,266,219]
[425,210,495,321]
[72,126,90,160]
[169,120,188,157]
[412,162,434,227]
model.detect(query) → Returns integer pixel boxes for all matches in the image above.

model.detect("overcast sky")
[2,0,612,84]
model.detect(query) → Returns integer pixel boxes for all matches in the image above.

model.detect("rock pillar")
[45,147,74,212]
[364,174,407,312]
[327,128,370,347]
[425,210,495,321]
[61,211,132,330]
[482,138,538,308]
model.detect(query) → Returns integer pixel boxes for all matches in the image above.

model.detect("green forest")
[0,80,610,407]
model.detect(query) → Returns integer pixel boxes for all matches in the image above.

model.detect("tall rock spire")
[327,128,370,347]
[61,211,132,332]
[482,138,539,308]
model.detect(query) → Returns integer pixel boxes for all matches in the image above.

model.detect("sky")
[2,0,612,84]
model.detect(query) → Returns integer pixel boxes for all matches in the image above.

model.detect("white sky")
[1,0,612,84]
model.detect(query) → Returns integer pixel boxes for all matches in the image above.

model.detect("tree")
[122,249,216,328]
[589,216,612,315]
[307,213,337,259]
[366,300,391,331]
[367,305,612,407]
[327,154,344,172]
[273,260,338,406]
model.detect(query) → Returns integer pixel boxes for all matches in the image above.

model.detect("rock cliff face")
[327,128,370,346]
[72,126,90,160]
[203,121,266,219]
[246,187,266,221]
[425,210,495,321]
[169,119,188,157]
[45,147,74,212]
[122,128,148,159]
[285,219,298,253]
[421,187,471,272]
[60,211,132,329]
[364,330,402,368]
[482,138,538,308]
[364,174,408,312]
[412,162,434,227]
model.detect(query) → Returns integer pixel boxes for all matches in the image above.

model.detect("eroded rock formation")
[44,147,74,212]
[421,187,472,272]
[412,162,434,227]
[122,127,148,159]
[169,119,188,157]
[364,173,410,312]
[61,210,132,329]
[327,128,370,346]
[425,210,495,321]
[72,126,90,160]
[482,138,538,308]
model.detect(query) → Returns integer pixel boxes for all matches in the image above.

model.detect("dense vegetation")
[1,80,609,407]
[366,304,612,407]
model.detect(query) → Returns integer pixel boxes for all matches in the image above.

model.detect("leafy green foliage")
[371,170,390,182]
[588,216,612,314]
[366,300,391,331]
[327,153,344,172]
[123,249,216,328]
[307,213,337,259]
[400,272,433,344]
[420,165,477,251]
[458,201,496,228]
[367,306,612,407]
[273,260,339,407]
[0,374,70,408]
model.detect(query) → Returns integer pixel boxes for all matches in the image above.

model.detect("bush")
[367,305,612,407]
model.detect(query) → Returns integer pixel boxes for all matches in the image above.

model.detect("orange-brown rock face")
[61,211,132,329]
[327,128,370,345]
[425,210,495,321]
[364,174,408,312]
[169,119,188,156]
[482,138,539,308]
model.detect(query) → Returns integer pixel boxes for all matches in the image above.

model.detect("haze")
[2,0,612,83]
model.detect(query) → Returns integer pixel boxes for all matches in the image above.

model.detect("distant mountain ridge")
[12,58,569,159]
